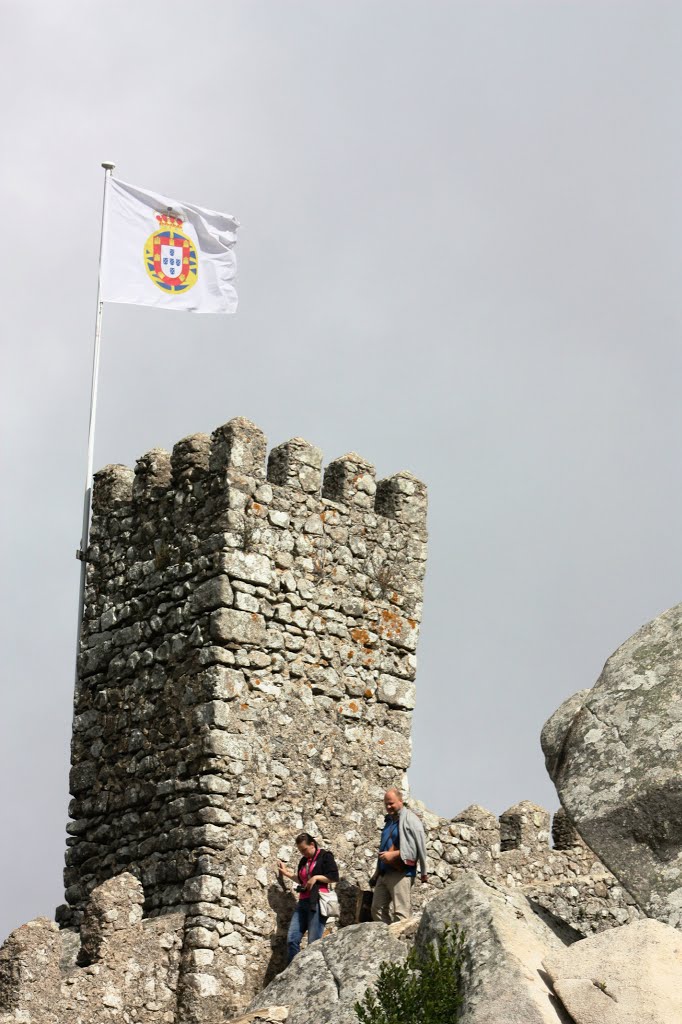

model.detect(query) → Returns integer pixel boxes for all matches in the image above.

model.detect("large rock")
[416,870,576,1024]
[542,602,682,925]
[543,918,682,1024]
[247,923,408,1024]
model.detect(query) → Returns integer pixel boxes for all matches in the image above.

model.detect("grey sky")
[2,1,681,943]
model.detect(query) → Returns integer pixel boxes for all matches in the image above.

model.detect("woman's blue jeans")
[287,899,326,961]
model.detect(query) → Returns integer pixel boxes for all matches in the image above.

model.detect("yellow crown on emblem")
[155,210,184,230]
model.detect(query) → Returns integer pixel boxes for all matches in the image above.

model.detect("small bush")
[355,925,466,1024]
[310,537,334,582]
[362,548,414,602]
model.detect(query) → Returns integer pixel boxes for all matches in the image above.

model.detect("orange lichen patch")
[253,679,261,686]
[320,511,327,521]
[251,502,263,515]
[346,650,354,659]
[390,591,400,605]
[251,613,260,622]
[351,627,370,645]
[378,739,385,745]
[364,688,373,698]
[349,701,359,713]
[378,608,403,641]
[240,703,249,709]
[407,618,417,630]
[338,706,344,713]
[362,654,374,667]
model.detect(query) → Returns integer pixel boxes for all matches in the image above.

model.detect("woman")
[277,832,339,962]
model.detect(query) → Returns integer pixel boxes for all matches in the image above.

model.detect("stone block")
[205,732,253,761]
[372,726,411,768]
[210,609,266,645]
[183,875,223,902]
[194,665,245,701]
[376,674,416,709]
[219,550,273,586]
[191,575,234,613]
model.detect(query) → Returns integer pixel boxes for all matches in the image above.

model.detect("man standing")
[370,787,428,924]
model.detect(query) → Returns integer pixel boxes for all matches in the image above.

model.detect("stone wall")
[0,875,184,1023]
[414,802,641,935]
[60,416,428,1020]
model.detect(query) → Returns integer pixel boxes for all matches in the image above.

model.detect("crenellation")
[375,470,428,526]
[322,452,376,508]
[267,437,323,493]
[411,800,640,937]
[91,463,134,512]
[209,416,267,483]
[172,433,212,487]
[133,447,172,502]
[552,806,586,851]
[499,800,551,852]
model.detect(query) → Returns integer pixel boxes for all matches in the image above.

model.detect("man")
[370,787,428,924]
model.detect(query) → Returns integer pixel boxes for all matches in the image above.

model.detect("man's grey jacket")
[399,806,427,875]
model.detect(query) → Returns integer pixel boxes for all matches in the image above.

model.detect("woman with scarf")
[277,832,339,961]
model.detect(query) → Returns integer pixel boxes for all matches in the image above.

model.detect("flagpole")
[74,161,115,670]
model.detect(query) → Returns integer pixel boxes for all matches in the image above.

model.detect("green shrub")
[354,924,466,1024]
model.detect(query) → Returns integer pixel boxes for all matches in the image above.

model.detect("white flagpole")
[74,161,115,667]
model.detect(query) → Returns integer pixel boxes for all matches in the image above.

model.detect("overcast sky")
[2,1,681,943]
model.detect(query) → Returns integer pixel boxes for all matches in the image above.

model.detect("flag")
[101,177,238,314]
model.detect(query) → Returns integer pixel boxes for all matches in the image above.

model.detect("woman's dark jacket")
[296,849,339,910]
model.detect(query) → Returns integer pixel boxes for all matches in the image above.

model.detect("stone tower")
[60,416,427,1018]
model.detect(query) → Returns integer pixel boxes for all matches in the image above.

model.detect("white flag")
[101,177,238,314]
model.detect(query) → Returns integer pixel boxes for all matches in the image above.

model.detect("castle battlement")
[91,417,427,520]
[64,415,428,1020]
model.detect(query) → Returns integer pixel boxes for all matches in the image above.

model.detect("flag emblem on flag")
[144,212,198,293]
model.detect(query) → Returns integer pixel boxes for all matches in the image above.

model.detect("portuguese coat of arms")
[143,211,198,293]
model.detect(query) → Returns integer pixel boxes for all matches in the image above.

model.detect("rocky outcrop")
[417,871,575,1024]
[543,918,682,1024]
[249,872,582,1024]
[542,601,682,926]
[247,923,408,1024]
[248,873,682,1024]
